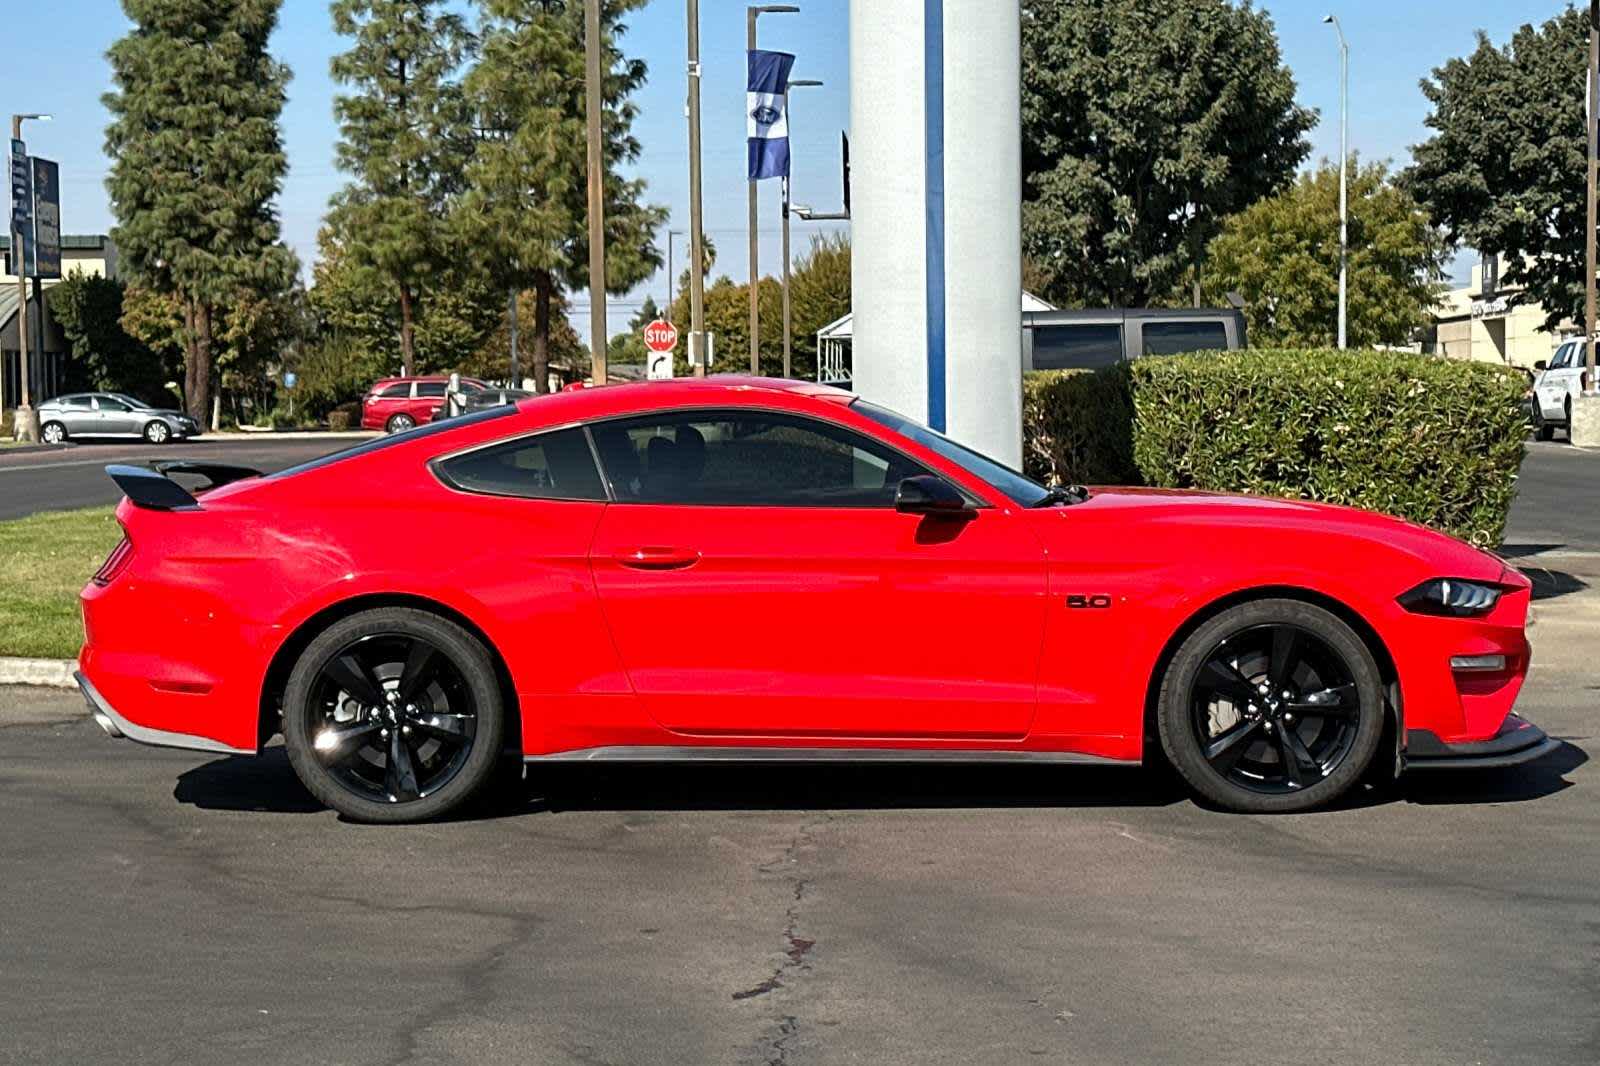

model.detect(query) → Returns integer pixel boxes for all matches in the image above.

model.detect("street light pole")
[781,79,823,379]
[9,113,50,442]
[583,0,608,386]
[1323,15,1348,351]
[686,0,708,377]
[747,5,800,376]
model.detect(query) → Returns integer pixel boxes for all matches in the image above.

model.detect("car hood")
[1052,485,1515,584]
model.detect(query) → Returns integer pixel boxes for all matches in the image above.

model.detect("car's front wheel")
[1157,598,1384,813]
[282,608,506,823]
[143,420,171,445]
[386,413,415,434]
[41,421,67,445]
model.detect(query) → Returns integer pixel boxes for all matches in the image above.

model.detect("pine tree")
[328,0,476,375]
[104,0,298,421]
[458,0,666,392]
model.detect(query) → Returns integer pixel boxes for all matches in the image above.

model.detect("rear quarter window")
[1140,320,1229,355]
[434,428,605,501]
[1030,323,1124,370]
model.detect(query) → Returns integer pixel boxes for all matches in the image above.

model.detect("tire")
[1565,398,1574,442]
[386,413,415,434]
[41,421,67,445]
[282,608,505,823]
[1157,598,1384,813]
[143,420,171,445]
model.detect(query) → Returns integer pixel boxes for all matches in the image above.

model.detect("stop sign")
[643,319,678,354]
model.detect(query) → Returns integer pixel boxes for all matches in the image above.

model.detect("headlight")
[1397,578,1502,617]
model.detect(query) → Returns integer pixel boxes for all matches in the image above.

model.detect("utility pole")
[583,0,608,385]
[1588,0,1599,394]
[686,0,708,377]
[747,5,799,375]
[1323,15,1349,350]
[10,113,50,442]
[508,289,520,388]
[781,79,823,379]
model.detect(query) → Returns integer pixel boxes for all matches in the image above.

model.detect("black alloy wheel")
[1158,599,1383,813]
[283,608,505,822]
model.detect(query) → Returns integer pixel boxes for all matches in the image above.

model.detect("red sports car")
[77,378,1553,822]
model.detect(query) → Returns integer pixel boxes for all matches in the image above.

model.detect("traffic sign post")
[644,319,679,380]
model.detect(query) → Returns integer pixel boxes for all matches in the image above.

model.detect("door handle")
[614,546,701,570]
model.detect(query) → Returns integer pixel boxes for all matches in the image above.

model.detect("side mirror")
[895,475,972,516]
[1533,360,1548,371]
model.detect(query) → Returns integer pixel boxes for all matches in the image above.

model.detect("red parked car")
[78,378,1552,822]
[361,376,487,433]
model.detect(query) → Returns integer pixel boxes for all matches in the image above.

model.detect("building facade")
[1426,257,1573,370]
[0,235,119,410]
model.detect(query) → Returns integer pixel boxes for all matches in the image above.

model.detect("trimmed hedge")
[1023,349,1529,546]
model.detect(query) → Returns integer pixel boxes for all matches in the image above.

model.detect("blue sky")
[8,0,1576,339]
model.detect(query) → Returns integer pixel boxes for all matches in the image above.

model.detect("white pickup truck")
[1531,339,1594,441]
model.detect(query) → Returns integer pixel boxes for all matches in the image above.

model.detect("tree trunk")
[532,271,552,394]
[183,299,214,424]
[398,283,417,376]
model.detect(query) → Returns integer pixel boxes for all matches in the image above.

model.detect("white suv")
[1532,340,1593,441]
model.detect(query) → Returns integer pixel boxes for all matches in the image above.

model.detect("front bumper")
[75,670,252,756]
[1405,714,1561,771]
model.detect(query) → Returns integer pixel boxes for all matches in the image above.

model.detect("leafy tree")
[458,0,667,393]
[1021,0,1315,308]
[1406,8,1589,331]
[466,288,587,384]
[46,271,176,402]
[309,227,501,373]
[1203,159,1448,348]
[328,0,476,375]
[104,0,300,421]
[787,233,851,379]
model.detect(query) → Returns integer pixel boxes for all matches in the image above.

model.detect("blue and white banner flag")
[747,49,796,181]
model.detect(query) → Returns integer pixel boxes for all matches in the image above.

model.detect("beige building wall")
[1430,258,1572,370]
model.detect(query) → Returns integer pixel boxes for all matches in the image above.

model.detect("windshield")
[852,400,1051,507]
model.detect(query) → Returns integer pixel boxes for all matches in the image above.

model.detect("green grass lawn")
[0,507,122,660]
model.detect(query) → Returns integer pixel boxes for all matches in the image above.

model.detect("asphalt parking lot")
[1,440,1596,1065]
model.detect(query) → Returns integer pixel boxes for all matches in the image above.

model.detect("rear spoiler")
[106,462,264,511]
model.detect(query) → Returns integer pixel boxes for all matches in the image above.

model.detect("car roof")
[514,376,852,421]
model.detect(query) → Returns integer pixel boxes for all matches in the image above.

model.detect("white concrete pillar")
[849,0,1022,468]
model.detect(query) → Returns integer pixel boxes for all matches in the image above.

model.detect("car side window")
[97,397,129,412]
[1551,345,1571,370]
[65,396,94,409]
[416,382,448,398]
[589,410,928,507]
[379,383,410,399]
[1140,320,1228,355]
[1031,323,1124,370]
[434,427,606,501]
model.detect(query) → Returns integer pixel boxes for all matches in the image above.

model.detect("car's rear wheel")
[386,413,415,434]
[143,420,171,445]
[1157,598,1384,813]
[1532,402,1555,441]
[41,421,67,444]
[282,608,505,823]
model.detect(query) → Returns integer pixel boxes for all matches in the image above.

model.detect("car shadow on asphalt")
[1498,543,1592,602]
[171,742,1588,820]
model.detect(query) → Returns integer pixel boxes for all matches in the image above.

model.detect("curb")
[0,658,78,689]
[1,443,73,456]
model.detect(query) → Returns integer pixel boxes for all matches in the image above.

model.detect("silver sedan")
[36,393,201,445]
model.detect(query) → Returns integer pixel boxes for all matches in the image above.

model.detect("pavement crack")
[735,814,828,1064]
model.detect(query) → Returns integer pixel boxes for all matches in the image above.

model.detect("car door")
[93,396,139,435]
[414,381,448,423]
[586,408,1049,740]
[59,395,97,435]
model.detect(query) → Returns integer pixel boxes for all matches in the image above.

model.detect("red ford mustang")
[76,378,1554,822]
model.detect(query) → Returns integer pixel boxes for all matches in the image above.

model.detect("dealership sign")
[30,158,60,279]
[9,139,34,277]
[1471,296,1510,320]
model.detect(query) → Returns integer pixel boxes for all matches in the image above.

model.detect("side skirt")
[526,745,1140,766]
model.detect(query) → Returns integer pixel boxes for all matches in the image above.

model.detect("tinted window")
[435,427,604,500]
[97,397,130,412]
[65,396,94,409]
[590,411,927,507]
[1031,323,1124,370]
[1140,320,1229,355]
[378,383,410,399]
[852,400,1049,507]
[416,382,448,398]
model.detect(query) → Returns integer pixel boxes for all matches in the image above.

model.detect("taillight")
[92,535,133,587]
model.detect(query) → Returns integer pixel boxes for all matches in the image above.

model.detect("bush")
[1023,349,1529,546]
[326,402,361,431]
